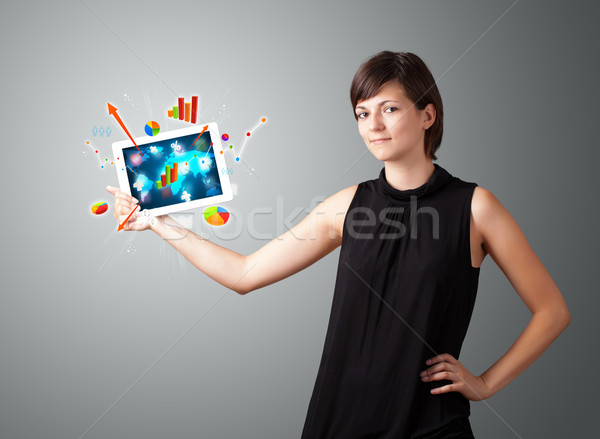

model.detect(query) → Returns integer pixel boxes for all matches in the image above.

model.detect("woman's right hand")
[106,185,151,231]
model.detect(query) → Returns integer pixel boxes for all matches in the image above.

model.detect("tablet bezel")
[112,122,232,217]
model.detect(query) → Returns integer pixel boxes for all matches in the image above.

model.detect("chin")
[369,151,393,162]
[367,146,397,162]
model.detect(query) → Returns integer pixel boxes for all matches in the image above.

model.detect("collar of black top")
[377,163,453,201]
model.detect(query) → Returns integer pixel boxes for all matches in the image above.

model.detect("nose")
[369,111,385,131]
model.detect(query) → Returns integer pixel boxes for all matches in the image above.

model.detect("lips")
[371,138,391,144]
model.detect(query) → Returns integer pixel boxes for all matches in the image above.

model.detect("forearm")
[480,308,570,397]
[150,215,250,294]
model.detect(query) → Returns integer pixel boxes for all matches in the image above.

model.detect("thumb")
[106,185,119,195]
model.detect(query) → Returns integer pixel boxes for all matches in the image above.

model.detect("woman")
[107,51,570,438]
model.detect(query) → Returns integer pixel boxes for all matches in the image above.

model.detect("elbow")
[232,282,254,296]
[559,307,571,330]
[534,304,571,332]
[559,303,571,328]
[233,280,262,295]
[231,256,254,295]
[549,305,571,332]
[234,287,250,296]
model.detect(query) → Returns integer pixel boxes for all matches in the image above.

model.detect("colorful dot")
[246,132,251,137]
[220,151,223,154]
[222,134,229,141]
[86,141,90,144]
[261,117,266,123]
[229,145,233,149]
[235,157,239,161]
[95,150,98,153]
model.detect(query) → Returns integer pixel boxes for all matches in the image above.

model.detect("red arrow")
[118,202,140,231]
[187,125,209,151]
[107,103,141,153]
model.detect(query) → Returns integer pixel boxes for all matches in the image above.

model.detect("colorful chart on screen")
[204,206,229,226]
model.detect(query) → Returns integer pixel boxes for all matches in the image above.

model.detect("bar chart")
[156,162,179,189]
[167,96,198,124]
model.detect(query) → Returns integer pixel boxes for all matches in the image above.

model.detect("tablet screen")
[122,131,222,211]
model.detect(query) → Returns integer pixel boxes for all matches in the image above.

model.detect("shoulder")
[445,167,500,215]
[471,186,503,221]
[323,184,359,220]
[328,184,359,207]
[319,184,359,241]
[470,185,513,239]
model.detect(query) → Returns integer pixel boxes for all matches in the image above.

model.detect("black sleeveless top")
[301,163,480,438]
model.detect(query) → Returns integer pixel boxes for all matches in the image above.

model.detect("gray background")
[1,0,598,437]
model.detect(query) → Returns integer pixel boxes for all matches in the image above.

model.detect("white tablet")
[112,123,232,217]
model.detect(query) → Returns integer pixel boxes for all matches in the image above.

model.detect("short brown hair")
[350,51,444,160]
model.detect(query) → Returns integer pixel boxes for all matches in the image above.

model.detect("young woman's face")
[355,80,433,163]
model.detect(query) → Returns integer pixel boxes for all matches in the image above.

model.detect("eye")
[384,106,398,113]
[356,111,368,119]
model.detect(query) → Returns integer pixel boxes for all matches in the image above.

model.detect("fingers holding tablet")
[106,185,144,229]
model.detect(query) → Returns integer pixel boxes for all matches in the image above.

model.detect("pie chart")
[204,206,230,226]
[144,121,160,136]
[91,201,108,215]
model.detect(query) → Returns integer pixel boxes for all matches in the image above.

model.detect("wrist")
[151,215,194,243]
[149,215,167,236]
[478,373,497,399]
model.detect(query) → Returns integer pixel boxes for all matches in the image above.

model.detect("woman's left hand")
[420,353,492,401]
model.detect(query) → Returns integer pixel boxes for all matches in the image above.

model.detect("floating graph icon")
[85,140,115,168]
[144,121,160,136]
[218,117,267,162]
[204,206,230,226]
[167,96,198,123]
[156,162,179,189]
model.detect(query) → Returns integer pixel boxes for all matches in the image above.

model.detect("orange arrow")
[118,202,140,231]
[107,103,141,153]
[187,125,209,151]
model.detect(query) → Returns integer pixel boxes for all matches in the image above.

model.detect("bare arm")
[421,186,571,400]
[473,186,571,396]
[108,185,357,295]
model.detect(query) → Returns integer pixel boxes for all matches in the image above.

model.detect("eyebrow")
[355,99,401,110]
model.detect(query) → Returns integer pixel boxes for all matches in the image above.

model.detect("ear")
[422,103,436,130]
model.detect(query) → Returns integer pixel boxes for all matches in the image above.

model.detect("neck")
[383,157,435,191]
